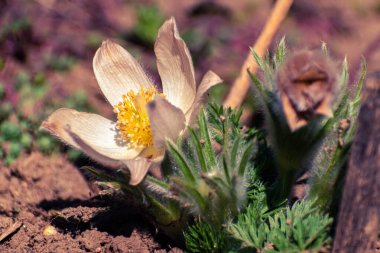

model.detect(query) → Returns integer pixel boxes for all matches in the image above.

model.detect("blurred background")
[1,0,380,164]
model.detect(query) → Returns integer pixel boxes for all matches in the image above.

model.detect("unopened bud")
[277,50,337,131]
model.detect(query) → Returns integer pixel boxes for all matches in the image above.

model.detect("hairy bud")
[277,50,337,130]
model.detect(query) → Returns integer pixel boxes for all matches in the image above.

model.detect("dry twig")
[0,221,23,243]
[224,0,294,108]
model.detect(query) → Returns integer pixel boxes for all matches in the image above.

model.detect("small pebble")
[43,225,58,236]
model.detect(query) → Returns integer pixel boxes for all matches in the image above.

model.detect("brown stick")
[223,0,293,108]
[0,221,23,243]
[332,73,380,252]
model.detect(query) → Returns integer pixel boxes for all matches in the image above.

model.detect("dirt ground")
[1,0,380,252]
[0,152,181,252]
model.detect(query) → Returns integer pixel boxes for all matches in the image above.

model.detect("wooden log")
[332,72,380,252]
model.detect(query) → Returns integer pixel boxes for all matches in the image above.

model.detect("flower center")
[114,87,162,148]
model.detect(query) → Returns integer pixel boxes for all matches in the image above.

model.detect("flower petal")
[93,40,152,106]
[146,95,186,149]
[154,17,196,114]
[123,158,151,185]
[186,71,222,125]
[40,108,143,164]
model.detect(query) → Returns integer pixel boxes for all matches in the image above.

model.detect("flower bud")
[277,50,337,130]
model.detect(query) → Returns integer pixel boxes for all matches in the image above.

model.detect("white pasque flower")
[41,17,222,185]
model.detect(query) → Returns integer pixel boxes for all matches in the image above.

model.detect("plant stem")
[272,169,297,204]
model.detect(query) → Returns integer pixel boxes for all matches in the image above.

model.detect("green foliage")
[229,200,332,252]
[308,59,367,211]
[0,102,12,121]
[207,84,228,104]
[0,84,5,99]
[67,149,82,161]
[9,142,22,160]
[1,121,21,141]
[20,133,32,147]
[86,32,104,49]
[133,5,164,45]
[65,90,90,111]
[0,71,92,165]
[37,135,54,154]
[0,120,24,164]
[0,18,31,40]
[0,57,5,71]
[45,54,76,71]
[184,222,234,253]
[184,175,266,253]
[249,41,323,202]
[185,182,332,253]
[168,105,257,228]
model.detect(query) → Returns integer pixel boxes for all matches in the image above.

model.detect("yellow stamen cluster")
[114,86,161,148]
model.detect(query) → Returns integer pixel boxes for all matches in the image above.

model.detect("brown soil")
[0,153,181,252]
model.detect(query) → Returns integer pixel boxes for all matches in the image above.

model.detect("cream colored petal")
[41,108,143,164]
[186,71,222,125]
[146,95,186,149]
[123,158,151,185]
[93,40,152,106]
[154,17,196,114]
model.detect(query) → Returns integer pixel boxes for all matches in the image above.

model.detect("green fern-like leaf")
[184,222,233,253]
[229,200,332,252]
